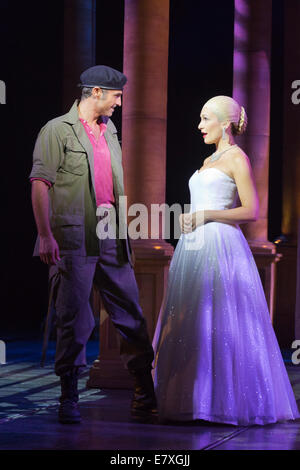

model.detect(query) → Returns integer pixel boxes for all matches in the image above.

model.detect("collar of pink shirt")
[79,118,107,137]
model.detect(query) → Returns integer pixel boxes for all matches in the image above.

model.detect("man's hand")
[31,180,61,265]
[39,234,61,265]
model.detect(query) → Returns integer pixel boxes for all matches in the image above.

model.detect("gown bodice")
[189,168,237,212]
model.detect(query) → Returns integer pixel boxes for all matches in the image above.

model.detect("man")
[30,65,157,424]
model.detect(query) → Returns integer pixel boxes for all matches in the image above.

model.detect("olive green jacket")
[30,100,131,264]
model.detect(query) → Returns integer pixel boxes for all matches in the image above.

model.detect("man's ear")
[92,87,101,98]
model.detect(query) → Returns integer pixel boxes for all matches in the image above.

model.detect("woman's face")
[198,106,223,145]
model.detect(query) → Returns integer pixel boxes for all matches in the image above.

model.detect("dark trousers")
[48,236,154,376]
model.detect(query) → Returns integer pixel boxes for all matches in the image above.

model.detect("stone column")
[277,0,300,347]
[87,0,173,389]
[233,0,281,319]
[63,0,96,109]
[281,0,300,242]
[122,0,170,238]
[122,0,173,314]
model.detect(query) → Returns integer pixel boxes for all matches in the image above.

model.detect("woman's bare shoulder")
[228,146,251,169]
[226,147,255,181]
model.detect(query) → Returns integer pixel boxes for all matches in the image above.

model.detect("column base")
[87,357,134,390]
[248,240,282,322]
[87,239,174,390]
[272,241,297,348]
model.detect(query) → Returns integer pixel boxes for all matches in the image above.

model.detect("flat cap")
[78,65,127,90]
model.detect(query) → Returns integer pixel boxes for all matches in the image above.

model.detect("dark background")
[0,0,284,336]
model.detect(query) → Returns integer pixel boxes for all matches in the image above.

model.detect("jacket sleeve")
[29,121,64,184]
[30,177,53,188]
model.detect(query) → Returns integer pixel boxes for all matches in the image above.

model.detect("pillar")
[233,0,281,320]
[275,0,300,347]
[281,1,300,241]
[87,0,173,389]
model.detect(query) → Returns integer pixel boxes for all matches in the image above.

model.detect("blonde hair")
[204,95,248,135]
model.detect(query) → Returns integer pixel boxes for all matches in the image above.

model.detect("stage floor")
[0,338,300,451]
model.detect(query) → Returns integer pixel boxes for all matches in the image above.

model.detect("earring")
[222,127,226,140]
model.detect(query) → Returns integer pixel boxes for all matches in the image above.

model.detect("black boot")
[129,366,158,423]
[58,369,81,424]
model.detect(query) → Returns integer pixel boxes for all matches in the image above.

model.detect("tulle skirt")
[152,222,300,425]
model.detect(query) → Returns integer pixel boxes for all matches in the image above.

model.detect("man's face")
[97,89,123,116]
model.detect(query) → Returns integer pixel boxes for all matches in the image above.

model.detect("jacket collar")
[62,99,110,126]
[62,100,80,124]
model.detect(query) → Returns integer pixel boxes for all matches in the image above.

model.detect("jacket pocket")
[61,139,88,175]
[51,214,84,250]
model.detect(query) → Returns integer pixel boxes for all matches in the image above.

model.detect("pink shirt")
[31,120,115,208]
[79,119,115,207]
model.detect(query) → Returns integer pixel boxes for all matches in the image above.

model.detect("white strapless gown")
[152,168,300,426]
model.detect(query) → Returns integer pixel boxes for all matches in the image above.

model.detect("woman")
[152,96,300,426]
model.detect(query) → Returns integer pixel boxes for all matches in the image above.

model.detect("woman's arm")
[190,152,259,231]
[205,153,259,224]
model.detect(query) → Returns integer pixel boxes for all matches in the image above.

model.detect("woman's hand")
[179,213,192,233]
[179,211,205,233]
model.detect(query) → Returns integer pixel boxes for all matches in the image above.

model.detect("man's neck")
[78,100,101,126]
